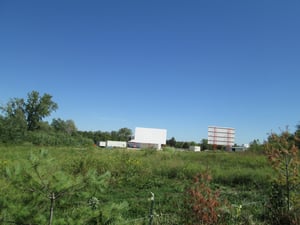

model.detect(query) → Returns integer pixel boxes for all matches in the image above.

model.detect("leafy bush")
[25,131,93,146]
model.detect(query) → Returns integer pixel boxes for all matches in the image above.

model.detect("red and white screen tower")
[208,126,235,150]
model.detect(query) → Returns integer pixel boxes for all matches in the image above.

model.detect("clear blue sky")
[1,0,300,144]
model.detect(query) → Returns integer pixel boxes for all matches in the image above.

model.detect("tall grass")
[0,146,274,224]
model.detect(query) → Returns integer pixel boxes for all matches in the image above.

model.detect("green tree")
[295,122,300,149]
[0,91,58,132]
[25,91,58,131]
[182,142,190,149]
[51,118,77,135]
[200,139,209,150]
[249,139,264,152]
[265,129,300,224]
[0,98,27,143]
[101,131,112,141]
[117,127,132,141]
[167,137,176,147]
[64,120,77,135]
[0,97,25,118]
[110,131,118,141]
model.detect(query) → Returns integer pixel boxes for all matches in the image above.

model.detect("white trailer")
[99,141,106,147]
[106,140,127,148]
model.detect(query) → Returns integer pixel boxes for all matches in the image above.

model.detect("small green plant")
[148,192,155,225]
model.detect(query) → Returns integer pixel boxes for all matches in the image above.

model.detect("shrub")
[182,171,227,225]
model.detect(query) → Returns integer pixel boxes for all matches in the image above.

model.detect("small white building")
[189,146,201,152]
[128,127,167,150]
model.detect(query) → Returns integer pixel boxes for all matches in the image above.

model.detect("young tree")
[3,150,129,225]
[265,129,300,224]
[183,171,225,225]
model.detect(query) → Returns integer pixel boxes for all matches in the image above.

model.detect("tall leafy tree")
[117,127,132,141]
[51,118,77,135]
[25,91,58,131]
[0,91,58,132]
[0,97,25,118]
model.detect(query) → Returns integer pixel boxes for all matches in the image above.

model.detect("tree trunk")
[49,192,55,225]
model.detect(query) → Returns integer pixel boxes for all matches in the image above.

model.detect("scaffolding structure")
[208,126,235,150]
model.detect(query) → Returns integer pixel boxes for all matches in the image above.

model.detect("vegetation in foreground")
[1,134,299,225]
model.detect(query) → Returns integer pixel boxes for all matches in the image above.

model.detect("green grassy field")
[0,145,276,224]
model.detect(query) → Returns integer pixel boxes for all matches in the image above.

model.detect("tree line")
[247,126,300,153]
[1,90,300,150]
[0,91,132,146]
[0,90,207,148]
